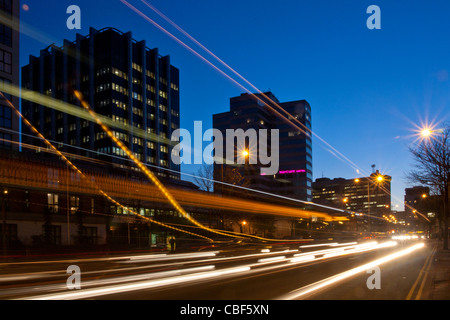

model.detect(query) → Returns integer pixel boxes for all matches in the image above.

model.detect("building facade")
[213,92,313,201]
[0,0,20,150]
[312,171,392,218]
[21,27,180,179]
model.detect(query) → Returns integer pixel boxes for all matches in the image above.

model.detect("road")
[0,239,434,301]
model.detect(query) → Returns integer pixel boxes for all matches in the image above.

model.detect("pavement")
[424,240,450,300]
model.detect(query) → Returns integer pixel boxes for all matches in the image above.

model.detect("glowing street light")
[421,128,432,138]
[242,150,249,158]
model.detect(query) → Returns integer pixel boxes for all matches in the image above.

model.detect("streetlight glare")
[242,150,249,157]
[421,128,432,137]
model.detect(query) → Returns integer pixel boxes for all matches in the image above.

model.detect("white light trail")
[278,242,425,300]
[23,266,251,300]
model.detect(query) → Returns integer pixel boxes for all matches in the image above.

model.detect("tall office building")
[21,28,180,179]
[0,0,20,150]
[213,92,313,201]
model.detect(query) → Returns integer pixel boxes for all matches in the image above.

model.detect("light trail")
[0,81,351,239]
[0,91,215,242]
[74,90,265,240]
[22,266,251,301]
[119,0,428,225]
[13,241,381,300]
[278,242,425,300]
[0,82,171,146]
[0,124,354,220]
[0,82,359,221]
[133,0,363,174]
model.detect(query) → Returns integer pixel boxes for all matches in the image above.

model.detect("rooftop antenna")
[371,164,376,173]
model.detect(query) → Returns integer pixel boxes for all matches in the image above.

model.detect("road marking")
[406,244,436,300]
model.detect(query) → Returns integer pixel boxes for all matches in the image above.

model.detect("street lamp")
[417,125,449,249]
[354,171,387,234]
[241,220,248,234]
[421,128,432,138]
[242,149,250,177]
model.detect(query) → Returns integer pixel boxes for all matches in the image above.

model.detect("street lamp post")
[355,172,385,235]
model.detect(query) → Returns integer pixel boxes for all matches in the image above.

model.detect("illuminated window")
[47,193,59,213]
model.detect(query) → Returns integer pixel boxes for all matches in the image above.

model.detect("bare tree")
[407,126,450,250]
[193,164,214,192]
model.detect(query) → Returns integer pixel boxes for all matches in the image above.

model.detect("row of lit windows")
[97,67,129,81]
[110,206,184,218]
[97,65,178,93]
[96,83,128,96]
[97,96,177,118]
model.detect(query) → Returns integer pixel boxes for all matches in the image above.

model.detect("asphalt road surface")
[0,239,434,301]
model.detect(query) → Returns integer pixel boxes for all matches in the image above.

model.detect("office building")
[21,27,180,179]
[213,92,313,201]
[312,171,392,218]
[0,0,20,150]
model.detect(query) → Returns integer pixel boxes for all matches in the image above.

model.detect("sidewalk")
[425,240,450,300]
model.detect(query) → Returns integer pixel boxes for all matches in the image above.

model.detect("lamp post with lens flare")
[242,149,250,178]
[354,172,386,234]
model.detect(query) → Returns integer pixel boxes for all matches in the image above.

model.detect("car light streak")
[23,266,251,300]
[0,265,216,298]
[278,242,425,300]
[125,251,219,262]
[75,90,305,242]
[0,90,215,242]
[299,243,339,249]
[257,256,286,264]
[5,241,400,300]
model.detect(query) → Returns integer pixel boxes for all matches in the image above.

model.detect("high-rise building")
[312,171,392,218]
[21,27,180,179]
[0,0,20,150]
[213,92,313,201]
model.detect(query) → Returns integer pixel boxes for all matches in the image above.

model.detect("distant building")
[0,0,20,150]
[404,186,430,231]
[21,27,180,180]
[312,171,392,218]
[213,92,313,201]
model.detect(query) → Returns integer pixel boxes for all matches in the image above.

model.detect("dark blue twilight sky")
[19,0,450,210]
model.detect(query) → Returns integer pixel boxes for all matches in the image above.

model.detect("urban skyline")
[18,0,450,211]
[0,0,449,303]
